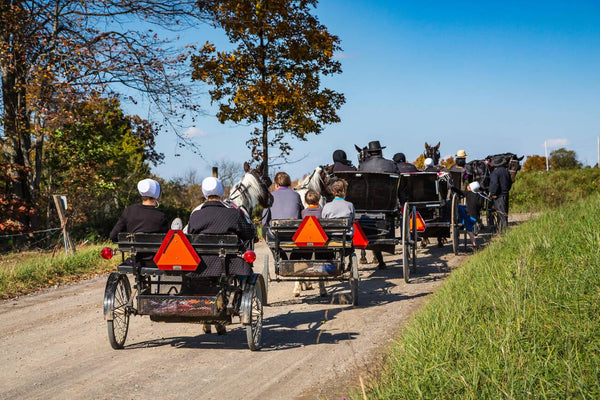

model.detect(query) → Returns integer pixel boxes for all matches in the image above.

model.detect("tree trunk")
[261,113,269,179]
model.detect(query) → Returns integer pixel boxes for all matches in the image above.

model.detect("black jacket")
[358,155,398,173]
[396,162,418,173]
[452,188,484,220]
[187,201,256,277]
[332,161,357,172]
[110,203,169,242]
[488,166,512,196]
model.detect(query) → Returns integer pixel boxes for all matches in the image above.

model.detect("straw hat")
[455,149,468,158]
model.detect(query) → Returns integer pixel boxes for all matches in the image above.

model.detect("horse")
[292,165,332,297]
[424,142,441,166]
[354,144,368,165]
[485,153,523,182]
[294,165,331,207]
[465,159,491,190]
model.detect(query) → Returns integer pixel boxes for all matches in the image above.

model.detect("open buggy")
[102,230,267,351]
[265,217,359,305]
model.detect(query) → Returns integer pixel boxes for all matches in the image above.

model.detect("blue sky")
[151,0,600,180]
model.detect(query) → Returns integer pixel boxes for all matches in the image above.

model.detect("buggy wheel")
[242,282,263,351]
[349,254,359,306]
[262,256,269,304]
[451,193,460,255]
[104,273,131,350]
[402,204,412,283]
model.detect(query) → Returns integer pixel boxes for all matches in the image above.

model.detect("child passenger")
[452,181,484,249]
[301,189,322,218]
[322,179,355,231]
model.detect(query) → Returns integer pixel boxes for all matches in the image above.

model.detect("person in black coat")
[393,152,418,173]
[332,149,357,172]
[109,178,169,242]
[358,141,398,174]
[488,157,512,232]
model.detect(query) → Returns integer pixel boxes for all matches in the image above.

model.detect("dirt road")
[0,228,498,400]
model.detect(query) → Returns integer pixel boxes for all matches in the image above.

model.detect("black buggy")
[265,217,359,305]
[398,171,464,282]
[102,231,267,351]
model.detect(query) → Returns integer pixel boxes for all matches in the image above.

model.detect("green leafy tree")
[44,95,161,237]
[191,0,345,177]
[522,155,547,172]
[549,148,582,170]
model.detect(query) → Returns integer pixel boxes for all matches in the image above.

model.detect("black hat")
[393,152,406,163]
[491,156,507,167]
[367,141,386,152]
[332,149,347,162]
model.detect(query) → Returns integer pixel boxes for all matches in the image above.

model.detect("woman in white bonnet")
[109,178,169,242]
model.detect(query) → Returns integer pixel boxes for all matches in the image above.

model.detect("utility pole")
[545,140,549,171]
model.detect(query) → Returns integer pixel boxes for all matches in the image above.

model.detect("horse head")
[354,144,368,164]
[295,165,332,207]
[424,142,441,165]
[228,162,273,216]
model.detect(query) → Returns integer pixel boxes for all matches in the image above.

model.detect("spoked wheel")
[402,204,416,283]
[262,256,269,304]
[349,253,359,306]
[103,272,132,350]
[451,193,460,255]
[242,280,263,351]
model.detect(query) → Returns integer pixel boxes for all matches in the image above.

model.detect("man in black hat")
[488,156,512,233]
[358,141,398,173]
[393,152,418,173]
[332,149,357,172]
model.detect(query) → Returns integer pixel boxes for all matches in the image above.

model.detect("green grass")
[361,194,600,399]
[0,245,115,298]
[511,168,600,212]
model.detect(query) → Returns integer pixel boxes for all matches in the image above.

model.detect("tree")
[522,155,547,172]
[549,148,582,170]
[44,95,160,236]
[0,0,203,229]
[191,0,345,178]
[440,156,454,169]
[413,154,425,170]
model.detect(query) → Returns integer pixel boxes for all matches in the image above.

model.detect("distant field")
[363,194,600,399]
[511,168,600,212]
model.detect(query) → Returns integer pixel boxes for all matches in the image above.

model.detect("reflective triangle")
[153,230,200,270]
[409,212,426,232]
[292,216,328,247]
[352,222,369,249]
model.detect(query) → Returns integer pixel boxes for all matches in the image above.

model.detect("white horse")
[292,165,332,297]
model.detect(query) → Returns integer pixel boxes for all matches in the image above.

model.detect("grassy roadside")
[0,245,115,299]
[511,168,600,212]
[361,194,600,399]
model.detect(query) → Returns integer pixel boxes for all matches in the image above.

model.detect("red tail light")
[101,247,114,260]
[243,250,256,264]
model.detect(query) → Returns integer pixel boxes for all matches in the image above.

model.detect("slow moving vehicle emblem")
[352,222,369,249]
[293,216,328,246]
[153,230,201,270]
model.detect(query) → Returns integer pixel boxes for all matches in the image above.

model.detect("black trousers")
[493,195,509,232]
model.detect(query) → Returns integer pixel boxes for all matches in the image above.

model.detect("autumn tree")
[44,95,161,236]
[413,154,425,170]
[440,156,455,169]
[191,0,345,178]
[549,148,582,170]
[522,155,547,172]
[0,0,203,230]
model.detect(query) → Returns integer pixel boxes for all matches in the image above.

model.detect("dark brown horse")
[424,142,441,165]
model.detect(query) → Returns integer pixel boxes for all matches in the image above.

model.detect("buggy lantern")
[243,250,257,264]
[101,247,114,260]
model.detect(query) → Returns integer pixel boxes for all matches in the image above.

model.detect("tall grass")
[364,194,600,399]
[511,169,600,212]
[0,246,114,298]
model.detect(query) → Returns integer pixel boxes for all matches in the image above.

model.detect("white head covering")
[137,178,161,198]
[202,177,224,198]
[469,181,480,192]
[424,158,434,167]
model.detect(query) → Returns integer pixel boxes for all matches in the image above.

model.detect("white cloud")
[545,138,570,147]
[183,126,209,138]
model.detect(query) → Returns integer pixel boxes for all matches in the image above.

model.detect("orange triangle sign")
[409,212,426,232]
[292,216,328,247]
[352,222,369,249]
[153,230,201,271]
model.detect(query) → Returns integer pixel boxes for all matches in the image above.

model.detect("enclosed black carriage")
[265,217,359,305]
[103,232,266,351]
[333,171,400,257]
[398,171,464,282]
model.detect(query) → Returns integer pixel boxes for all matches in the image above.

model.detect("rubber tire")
[350,254,359,306]
[244,283,263,351]
[105,273,131,350]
